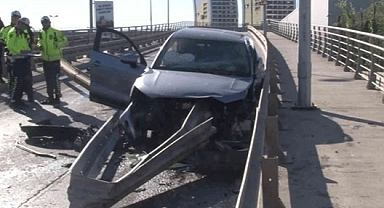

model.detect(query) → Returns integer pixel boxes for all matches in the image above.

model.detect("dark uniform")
[0,11,22,86]
[1,23,19,91]
[6,20,33,106]
[38,16,68,105]
[0,18,8,83]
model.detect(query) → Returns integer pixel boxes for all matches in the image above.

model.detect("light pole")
[150,0,153,31]
[49,15,58,27]
[260,0,268,37]
[297,0,313,108]
[167,0,170,30]
[245,3,250,26]
[251,0,253,26]
[90,0,93,29]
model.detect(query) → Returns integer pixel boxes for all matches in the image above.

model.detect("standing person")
[0,11,22,88]
[37,16,68,105]
[0,17,4,29]
[6,17,34,106]
[0,17,5,83]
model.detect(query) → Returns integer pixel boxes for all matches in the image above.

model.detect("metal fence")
[30,21,194,48]
[269,19,384,102]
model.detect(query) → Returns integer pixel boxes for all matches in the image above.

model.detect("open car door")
[89,27,147,109]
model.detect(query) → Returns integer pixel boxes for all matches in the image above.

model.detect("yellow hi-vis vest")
[0,25,14,41]
[37,27,68,62]
[6,27,31,56]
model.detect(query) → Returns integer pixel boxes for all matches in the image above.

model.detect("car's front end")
[127,27,260,154]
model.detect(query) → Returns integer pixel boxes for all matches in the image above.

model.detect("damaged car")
[89,27,265,157]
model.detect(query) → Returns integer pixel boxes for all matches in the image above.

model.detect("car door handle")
[94,61,101,66]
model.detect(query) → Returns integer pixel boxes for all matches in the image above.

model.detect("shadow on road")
[270,43,354,208]
[124,175,239,208]
[9,86,103,150]
[10,98,76,150]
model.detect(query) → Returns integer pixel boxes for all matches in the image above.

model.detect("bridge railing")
[59,21,194,46]
[32,21,194,62]
[269,19,384,102]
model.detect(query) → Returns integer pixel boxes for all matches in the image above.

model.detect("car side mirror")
[120,53,138,68]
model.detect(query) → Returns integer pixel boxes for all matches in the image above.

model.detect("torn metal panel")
[68,101,215,208]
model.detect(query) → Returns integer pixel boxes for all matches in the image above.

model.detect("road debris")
[134,187,146,192]
[168,163,192,170]
[19,123,99,152]
[73,125,99,152]
[62,163,73,168]
[58,153,78,158]
[20,124,82,140]
[15,141,57,159]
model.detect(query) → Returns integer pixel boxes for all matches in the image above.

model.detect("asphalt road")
[0,51,242,208]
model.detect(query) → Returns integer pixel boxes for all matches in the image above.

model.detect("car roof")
[171,27,248,43]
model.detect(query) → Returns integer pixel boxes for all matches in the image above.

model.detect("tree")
[336,0,356,29]
[337,0,384,34]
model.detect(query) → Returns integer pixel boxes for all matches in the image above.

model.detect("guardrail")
[61,22,194,46]
[236,26,285,208]
[269,19,384,103]
[32,21,193,45]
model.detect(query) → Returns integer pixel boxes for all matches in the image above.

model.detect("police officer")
[0,17,4,29]
[0,17,5,83]
[6,17,34,106]
[38,16,68,105]
[0,11,22,88]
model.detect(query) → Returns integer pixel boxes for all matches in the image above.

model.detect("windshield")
[152,37,251,77]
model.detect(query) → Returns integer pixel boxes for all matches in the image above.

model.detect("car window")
[97,31,142,64]
[153,38,251,77]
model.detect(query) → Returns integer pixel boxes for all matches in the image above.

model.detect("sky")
[0,0,197,30]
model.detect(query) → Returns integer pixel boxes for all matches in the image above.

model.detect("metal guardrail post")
[354,42,363,79]
[367,37,377,89]
[289,23,293,41]
[344,32,351,72]
[262,156,280,208]
[327,29,333,61]
[313,26,317,52]
[286,23,289,39]
[322,27,327,57]
[317,26,322,54]
[335,30,342,66]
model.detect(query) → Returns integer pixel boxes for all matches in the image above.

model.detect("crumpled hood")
[134,69,253,103]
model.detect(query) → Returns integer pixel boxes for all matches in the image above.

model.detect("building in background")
[266,0,295,21]
[195,0,239,27]
[282,0,380,26]
[243,0,295,26]
[243,0,263,26]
